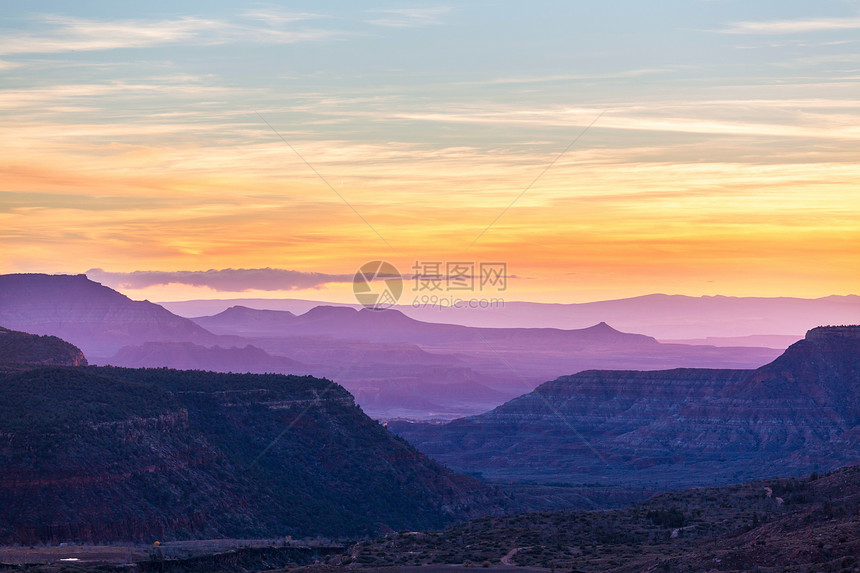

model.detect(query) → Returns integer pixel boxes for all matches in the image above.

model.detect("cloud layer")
[365,7,450,28]
[722,16,860,35]
[0,12,340,56]
[87,268,356,292]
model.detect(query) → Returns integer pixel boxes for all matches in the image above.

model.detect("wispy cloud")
[84,266,513,293]
[721,16,860,35]
[241,9,323,25]
[365,7,450,28]
[0,13,341,56]
[445,68,681,87]
[86,267,357,292]
[380,108,860,141]
[0,16,221,55]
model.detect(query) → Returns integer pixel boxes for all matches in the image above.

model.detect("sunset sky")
[1,1,859,304]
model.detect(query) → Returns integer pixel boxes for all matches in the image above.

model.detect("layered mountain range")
[193,304,657,346]
[2,275,859,559]
[391,326,860,488]
[169,304,785,419]
[162,293,860,340]
[0,273,792,419]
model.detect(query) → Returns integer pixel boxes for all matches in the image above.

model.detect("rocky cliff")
[391,326,860,488]
[0,366,505,545]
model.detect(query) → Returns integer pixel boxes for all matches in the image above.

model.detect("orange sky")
[1,4,859,303]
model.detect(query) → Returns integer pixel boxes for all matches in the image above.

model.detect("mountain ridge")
[160,293,860,338]
[0,274,214,358]
[0,364,505,544]
[193,304,658,347]
[391,325,860,487]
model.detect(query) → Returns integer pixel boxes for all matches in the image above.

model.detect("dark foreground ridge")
[0,326,87,368]
[0,364,505,545]
[391,325,860,487]
[340,465,860,572]
[3,466,858,573]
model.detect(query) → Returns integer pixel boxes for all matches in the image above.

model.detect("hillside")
[339,465,860,572]
[0,274,213,359]
[0,365,504,545]
[0,326,87,366]
[391,326,860,487]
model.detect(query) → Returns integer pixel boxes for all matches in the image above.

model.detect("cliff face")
[0,326,87,366]
[391,326,860,488]
[0,366,503,545]
[735,326,860,412]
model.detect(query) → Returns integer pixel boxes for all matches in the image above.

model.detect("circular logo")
[353,261,403,310]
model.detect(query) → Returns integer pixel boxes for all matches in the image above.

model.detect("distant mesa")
[209,305,297,319]
[193,305,297,336]
[0,273,213,359]
[162,292,860,339]
[192,302,658,348]
[302,305,359,318]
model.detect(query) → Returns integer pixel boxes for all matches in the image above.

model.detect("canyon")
[391,326,860,488]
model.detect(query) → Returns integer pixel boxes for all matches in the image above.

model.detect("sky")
[1,1,859,304]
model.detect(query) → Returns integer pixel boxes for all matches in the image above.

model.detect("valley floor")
[328,466,860,573]
[4,467,860,573]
